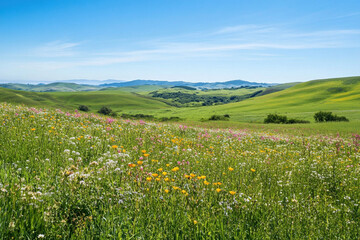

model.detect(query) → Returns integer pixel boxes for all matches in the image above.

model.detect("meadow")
[0,102,359,239]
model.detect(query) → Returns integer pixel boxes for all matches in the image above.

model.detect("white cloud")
[32,41,81,57]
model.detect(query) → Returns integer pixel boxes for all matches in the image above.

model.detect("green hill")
[139,76,360,122]
[0,82,101,92]
[0,88,170,112]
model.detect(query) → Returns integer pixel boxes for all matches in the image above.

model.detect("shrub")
[314,111,349,122]
[264,114,287,124]
[264,114,309,124]
[98,106,113,115]
[208,115,230,121]
[78,105,89,112]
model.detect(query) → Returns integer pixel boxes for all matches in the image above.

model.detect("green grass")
[0,82,102,92]
[0,88,170,112]
[134,76,360,123]
[0,103,359,239]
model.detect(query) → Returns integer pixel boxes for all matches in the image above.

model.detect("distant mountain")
[0,79,275,92]
[100,79,274,89]
[0,82,102,92]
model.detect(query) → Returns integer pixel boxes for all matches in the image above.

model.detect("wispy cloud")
[32,41,81,57]
[20,24,360,70]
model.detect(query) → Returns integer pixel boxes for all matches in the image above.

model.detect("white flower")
[38,234,45,238]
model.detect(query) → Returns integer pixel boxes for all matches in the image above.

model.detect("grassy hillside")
[128,76,360,122]
[1,76,360,124]
[0,88,170,112]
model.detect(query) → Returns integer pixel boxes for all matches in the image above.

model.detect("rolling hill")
[0,88,170,112]
[1,76,360,124]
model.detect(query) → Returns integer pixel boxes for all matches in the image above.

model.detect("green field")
[1,76,360,133]
[0,103,359,239]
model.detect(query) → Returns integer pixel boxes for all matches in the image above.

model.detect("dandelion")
[171,167,179,172]
[228,167,234,171]
[31,128,36,131]
[251,168,256,172]
[229,191,236,195]
[146,177,152,181]
[112,145,118,149]
[158,168,163,172]
[216,188,221,193]
[204,180,210,185]
[144,153,150,157]
[164,189,170,193]
[162,172,167,176]
[193,220,198,224]
[137,161,143,165]
[152,173,159,177]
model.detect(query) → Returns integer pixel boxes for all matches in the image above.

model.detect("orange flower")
[229,191,236,195]
[112,145,118,149]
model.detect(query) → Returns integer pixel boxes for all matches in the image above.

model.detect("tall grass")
[0,103,359,239]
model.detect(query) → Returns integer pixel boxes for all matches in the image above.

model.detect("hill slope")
[0,88,170,112]
[144,76,360,122]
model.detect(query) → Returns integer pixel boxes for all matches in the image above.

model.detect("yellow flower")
[152,173,159,177]
[164,189,170,193]
[217,182,222,185]
[146,177,152,181]
[164,177,170,182]
[228,167,234,171]
[112,145,118,149]
[200,175,206,179]
[158,168,163,172]
[204,181,210,185]
[31,128,36,131]
[166,164,170,167]
[216,188,221,193]
[251,168,256,172]
[144,153,150,157]
[190,173,196,178]
[141,150,146,153]
[137,161,143,165]
[162,172,167,176]
[229,191,236,195]
[185,174,191,179]
[193,220,198,224]
[171,167,179,172]
[156,178,161,181]
[172,186,179,190]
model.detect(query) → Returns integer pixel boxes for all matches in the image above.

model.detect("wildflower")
[229,191,236,195]
[190,173,196,177]
[164,177,170,182]
[181,190,189,196]
[204,181,210,185]
[156,178,161,181]
[164,189,170,193]
[38,234,45,238]
[216,188,221,193]
[193,220,198,224]
[141,150,146,153]
[228,167,234,171]
[144,153,150,157]
[162,172,167,176]
[251,168,256,172]
[128,163,136,167]
[146,177,152,181]
[152,173,159,177]
[112,145,118,149]
[31,128,36,131]
[171,167,179,172]
[158,168,163,172]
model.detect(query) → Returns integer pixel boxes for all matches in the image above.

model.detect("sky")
[1,0,360,83]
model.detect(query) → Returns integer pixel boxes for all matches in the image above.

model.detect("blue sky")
[1,0,360,83]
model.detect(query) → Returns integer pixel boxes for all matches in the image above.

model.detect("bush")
[98,106,113,116]
[314,111,349,122]
[264,114,287,124]
[264,114,310,124]
[208,115,230,121]
[78,105,89,112]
